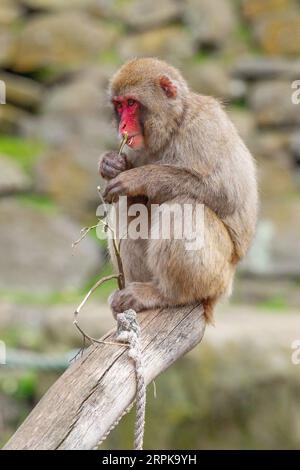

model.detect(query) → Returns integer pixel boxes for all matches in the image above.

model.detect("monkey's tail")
[202,297,217,325]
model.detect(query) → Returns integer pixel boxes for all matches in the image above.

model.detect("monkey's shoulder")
[189,92,223,114]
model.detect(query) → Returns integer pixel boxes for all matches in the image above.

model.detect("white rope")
[95,309,146,450]
[116,309,146,451]
[94,402,134,450]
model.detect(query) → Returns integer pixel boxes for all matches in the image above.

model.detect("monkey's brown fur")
[99,58,258,323]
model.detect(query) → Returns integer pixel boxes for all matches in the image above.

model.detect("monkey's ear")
[159,75,177,98]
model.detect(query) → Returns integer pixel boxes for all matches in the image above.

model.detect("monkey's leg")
[145,203,236,323]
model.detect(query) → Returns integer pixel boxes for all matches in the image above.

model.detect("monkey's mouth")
[126,134,144,149]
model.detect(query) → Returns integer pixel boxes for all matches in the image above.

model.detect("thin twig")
[72,224,100,249]
[72,274,129,351]
[75,274,119,316]
[73,133,129,350]
[118,132,128,155]
[97,184,125,289]
[73,318,127,348]
[115,133,128,288]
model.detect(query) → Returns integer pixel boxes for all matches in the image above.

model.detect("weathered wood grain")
[4,305,205,450]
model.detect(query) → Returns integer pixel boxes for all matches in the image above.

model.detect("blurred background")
[0,0,300,450]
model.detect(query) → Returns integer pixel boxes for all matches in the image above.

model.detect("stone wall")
[1,0,300,298]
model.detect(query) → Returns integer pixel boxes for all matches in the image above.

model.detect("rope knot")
[116,309,140,340]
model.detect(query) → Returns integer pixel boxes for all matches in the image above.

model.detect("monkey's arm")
[103,164,237,218]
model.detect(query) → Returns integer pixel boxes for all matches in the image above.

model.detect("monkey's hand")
[103,168,146,202]
[98,151,130,180]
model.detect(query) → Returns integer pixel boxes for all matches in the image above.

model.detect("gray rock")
[242,0,292,23]
[21,66,116,147]
[290,132,300,160]
[228,78,248,101]
[253,12,300,56]
[0,0,22,26]
[0,104,28,133]
[43,66,113,115]
[11,12,119,72]
[44,302,114,347]
[0,27,15,67]
[233,57,300,81]
[26,113,115,150]
[239,129,300,278]
[119,27,195,64]
[0,299,46,331]
[252,131,290,161]
[33,143,107,220]
[21,68,118,220]
[233,277,300,309]
[227,108,256,145]
[183,0,237,46]
[100,0,182,30]
[185,61,231,98]
[0,199,102,294]
[249,81,300,127]
[0,299,114,349]
[21,0,94,9]
[21,67,117,220]
[185,60,247,101]
[0,71,44,108]
[252,131,297,198]
[0,155,31,194]
[243,200,300,277]
[289,132,300,186]
[124,0,182,29]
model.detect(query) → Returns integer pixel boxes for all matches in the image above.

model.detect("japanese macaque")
[99,58,258,323]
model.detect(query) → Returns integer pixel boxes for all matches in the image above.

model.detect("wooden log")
[4,305,205,450]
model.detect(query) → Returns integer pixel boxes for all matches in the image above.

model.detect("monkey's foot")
[109,282,162,315]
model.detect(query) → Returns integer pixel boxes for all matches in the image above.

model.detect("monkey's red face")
[112,96,145,150]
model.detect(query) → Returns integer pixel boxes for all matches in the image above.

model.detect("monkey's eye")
[127,98,135,107]
[115,102,122,110]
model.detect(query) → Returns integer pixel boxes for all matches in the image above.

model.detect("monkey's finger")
[103,188,122,203]
[104,157,126,171]
[103,182,126,202]
[101,162,120,179]
[103,178,120,195]
[103,191,119,203]
[116,155,128,169]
